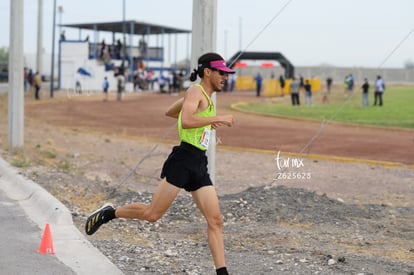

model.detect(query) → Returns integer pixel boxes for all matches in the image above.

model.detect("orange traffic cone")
[37,224,55,254]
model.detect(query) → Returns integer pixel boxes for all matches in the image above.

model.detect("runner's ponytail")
[190,69,198,81]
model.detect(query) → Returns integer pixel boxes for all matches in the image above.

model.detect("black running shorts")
[160,142,213,192]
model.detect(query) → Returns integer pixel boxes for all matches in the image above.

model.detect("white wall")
[59,41,119,92]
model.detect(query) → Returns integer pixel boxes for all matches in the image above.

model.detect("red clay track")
[26,91,414,165]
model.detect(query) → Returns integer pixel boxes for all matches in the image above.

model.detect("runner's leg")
[115,179,180,222]
[192,186,226,269]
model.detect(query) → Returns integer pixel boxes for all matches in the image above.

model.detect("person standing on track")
[33,71,42,100]
[289,76,300,106]
[85,52,235,275]
[361,78,370,107]
[102,76,110,101]
[254,72,263,97]
[374,75,385,106]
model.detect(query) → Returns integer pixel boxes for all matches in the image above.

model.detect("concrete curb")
[0,157,123,275]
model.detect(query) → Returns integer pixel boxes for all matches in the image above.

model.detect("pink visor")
[209,60,236,74]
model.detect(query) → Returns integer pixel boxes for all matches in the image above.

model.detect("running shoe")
[85,204,115,235]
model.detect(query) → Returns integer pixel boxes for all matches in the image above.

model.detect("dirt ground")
[4,89,414,205]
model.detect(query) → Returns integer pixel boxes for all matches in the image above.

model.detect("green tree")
[0,47,8,70]
[0,47,8,62]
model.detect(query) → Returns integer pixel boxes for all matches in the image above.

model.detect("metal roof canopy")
[61,20,191,35]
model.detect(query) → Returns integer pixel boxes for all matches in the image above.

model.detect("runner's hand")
[212,115,234,129]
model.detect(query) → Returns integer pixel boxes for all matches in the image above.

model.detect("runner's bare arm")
[165,97,184,118]
[181,86,234,129]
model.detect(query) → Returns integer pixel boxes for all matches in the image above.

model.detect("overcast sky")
[1,0,413,68]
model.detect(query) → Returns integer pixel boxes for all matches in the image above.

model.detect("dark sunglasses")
[210,68,228,76]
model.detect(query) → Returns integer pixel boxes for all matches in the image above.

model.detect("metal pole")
[36,0,43,73]
[146,26,150,71]
[122,0,126,74]
[186,33,190,72]
[168,34,171,64]
[161,31,165,71]
[191,0,217,184]
[174,34,178,70]
[93,24,98,58]
[129,21,134,81]
[8,0,25,149]
[50,0,56,98]
[58,5,63,39]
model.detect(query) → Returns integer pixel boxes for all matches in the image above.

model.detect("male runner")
[85,52,235,275]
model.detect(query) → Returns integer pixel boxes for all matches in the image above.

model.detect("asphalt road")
[0,189,75,274]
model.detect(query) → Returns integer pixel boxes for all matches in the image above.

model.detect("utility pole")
[122,0,126,75]
[191,0,217,183]
[8,0,25,149]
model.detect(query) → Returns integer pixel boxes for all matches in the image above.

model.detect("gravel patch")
[17,135,414,275]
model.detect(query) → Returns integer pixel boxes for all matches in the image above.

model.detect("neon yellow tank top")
[178,84,216,151]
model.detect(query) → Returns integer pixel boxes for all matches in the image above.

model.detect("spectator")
[23,67,28,92]
[146,70,153,90]
[172,72,180,94]
[33,71,42,100]
[299,74,304,91]
[27,69,34,88]
[166,72,174,94]
[322,78,329,104]
[158,73,166,93]
[60,30,66,41]
[103,45,112,64]
[304,79,313,106]
[344,74,354,95]
[289,76,300,106]
[178,71,185,91]
[374,75,385,106]
[229,74,236,92]
[75,71,82,94]
[343,75,349,94]
[138,39,147,57]
[279,74,285,96]
[100,39,107,60]
[322,90,329,104]
[348,74,354,93]
[117,72,125,101]
[254,73,263,97]
[326,77,333,94]
[116,39,122,59]
[361,78,370,106]
[132,71,140,91]
[102,76,110,101]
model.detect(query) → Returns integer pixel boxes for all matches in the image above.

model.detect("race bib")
[199,128,211,149]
